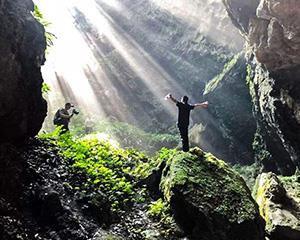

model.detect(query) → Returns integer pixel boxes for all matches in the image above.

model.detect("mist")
[35,0,243,143]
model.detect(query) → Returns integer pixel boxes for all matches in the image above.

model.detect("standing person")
[53,103,79,133]
[165,94,208,152]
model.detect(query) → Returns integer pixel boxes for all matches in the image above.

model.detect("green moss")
[204,53,242,94]
[254,173,300,235]
[253,175,272,227]
[252,128,272,165]
[279,173,300,201]
[32,5,56,51]
[233,163,261,190]
[148,198,168,219]
[132,148,177,180]
[246,64,257,106]
[38,127,261,235]
[160,148,258,223]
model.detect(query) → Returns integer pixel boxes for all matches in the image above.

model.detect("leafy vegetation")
[148,199,167,219]
[279,171,300,200]
[133,147,178,180]
[39,128,148,213]
[38,128,182,238]
[38,125,261,238]
[69,120,179,155]
[36,123,271,240]
[41,82,51,94]
[147,198,177,236]
[233,163,261,189]
[32,5,56,51]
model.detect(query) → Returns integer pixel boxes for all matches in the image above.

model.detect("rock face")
[0,0,47,143]
[224,0,300,71]
[254,173,300,240]
[190,53,256,165]
[223,0,300,174]
[158,148,265,240]
[0,139,102,239]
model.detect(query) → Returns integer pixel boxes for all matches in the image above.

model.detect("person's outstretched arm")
[165,93,179,104]
[194,101,209,109]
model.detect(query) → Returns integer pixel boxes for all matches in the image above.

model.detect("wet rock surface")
[0,0,47,143]
[108,203,183,240]
[223,0,300,174]
[247,63,300,175]
[0,139,100,240]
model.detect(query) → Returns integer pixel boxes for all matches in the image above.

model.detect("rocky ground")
[0,138,183,240]
[0,135,299,240]
[0,138,99,239]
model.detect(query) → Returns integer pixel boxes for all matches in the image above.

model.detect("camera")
[72,108,79,115]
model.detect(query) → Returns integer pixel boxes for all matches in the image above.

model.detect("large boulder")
[159,148,265,240]
[0,0,47,143]
[254,173,300,240]
[222,0,300,174]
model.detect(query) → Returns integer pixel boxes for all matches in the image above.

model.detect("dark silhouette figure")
[53,103,78,133]
[166,94,208,152]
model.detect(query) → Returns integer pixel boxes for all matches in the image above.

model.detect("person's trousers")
[178,125,189,152]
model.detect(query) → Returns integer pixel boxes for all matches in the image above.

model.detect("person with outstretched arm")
[165,93,208,152]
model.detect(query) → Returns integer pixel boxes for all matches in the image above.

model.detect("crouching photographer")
[53,102,79,133]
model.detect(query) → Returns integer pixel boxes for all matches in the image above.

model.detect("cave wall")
[190,53,256,165]
[0,0,47,143]
[223,0,300,175]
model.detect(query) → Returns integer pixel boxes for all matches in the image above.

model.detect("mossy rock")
[254,173,300,240]
[159,148,265,240]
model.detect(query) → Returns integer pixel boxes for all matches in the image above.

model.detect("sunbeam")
[149,0,244,49]
[35,0,189,132]
[70,0,186,113]
[34,0,249,163]
[2,0,299,239]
